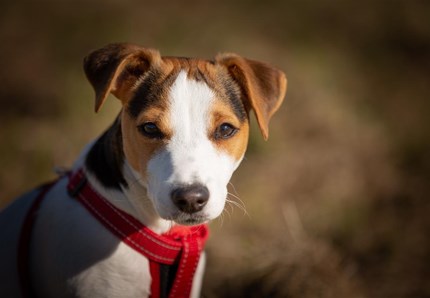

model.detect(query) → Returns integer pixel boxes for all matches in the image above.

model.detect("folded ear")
[83,43,162,112]
[216,53,287,140]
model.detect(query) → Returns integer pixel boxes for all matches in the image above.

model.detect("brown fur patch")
[209,100,249,161]
[121,110,170,181]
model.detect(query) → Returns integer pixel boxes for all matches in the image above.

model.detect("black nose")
[171,184,209,214]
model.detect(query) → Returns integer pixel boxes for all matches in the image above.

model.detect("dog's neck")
[85,161,173,234]
[72,119,173,235]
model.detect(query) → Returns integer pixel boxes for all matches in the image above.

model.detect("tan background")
[1,0,429,297]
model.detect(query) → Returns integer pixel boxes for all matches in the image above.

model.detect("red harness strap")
[18,180,58,298]
[67,169,209,298]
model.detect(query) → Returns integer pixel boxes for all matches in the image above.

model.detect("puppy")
[0,43,286,298]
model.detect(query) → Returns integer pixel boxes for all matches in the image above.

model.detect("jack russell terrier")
[0,43,286,298]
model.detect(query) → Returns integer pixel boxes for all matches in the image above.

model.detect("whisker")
[228,182,240,197]
[226,189,248,216]
[223,205,232,220]
[127,176,146,188]
[217,211,225,228]
[227,182,247,212]
[226,201,234,215]
[227,192,247,210]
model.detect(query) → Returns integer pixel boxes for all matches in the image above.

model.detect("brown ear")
[216,53,287,140]
[83,43,162,112]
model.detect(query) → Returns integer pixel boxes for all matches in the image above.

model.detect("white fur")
[146,71,239,224]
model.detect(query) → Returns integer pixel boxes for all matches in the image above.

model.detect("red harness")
[19,169,209,298]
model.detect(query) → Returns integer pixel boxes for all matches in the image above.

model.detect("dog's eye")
[138,122,164,139]
[215,123,238,140]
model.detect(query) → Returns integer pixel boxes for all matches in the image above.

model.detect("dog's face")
[121,70,249,225]
[84,43,286,225]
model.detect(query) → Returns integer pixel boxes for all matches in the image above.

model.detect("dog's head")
[84,43,286,225]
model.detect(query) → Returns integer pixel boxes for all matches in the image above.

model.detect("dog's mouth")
[170,212,209,226]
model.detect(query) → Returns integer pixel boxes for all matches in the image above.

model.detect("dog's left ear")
[84,43,162,112]
[216,54,287,140]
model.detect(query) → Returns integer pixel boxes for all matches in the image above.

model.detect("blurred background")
[1,0,429,297]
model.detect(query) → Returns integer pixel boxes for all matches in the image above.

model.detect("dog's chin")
[168,213,210,226]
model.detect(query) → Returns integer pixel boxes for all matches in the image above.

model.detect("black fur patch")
[85,116,127,190]
[196,67,247,123]
[127,70,178,118]
[159,263,179,298]
[221,77,247,122]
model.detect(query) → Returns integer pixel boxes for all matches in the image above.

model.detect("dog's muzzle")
[171,184,209,214]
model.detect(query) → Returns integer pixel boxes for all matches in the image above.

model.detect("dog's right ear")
[84,43,162,112]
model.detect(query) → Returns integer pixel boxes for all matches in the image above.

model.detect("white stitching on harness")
[78,193,176,263]
[84,178,181,251]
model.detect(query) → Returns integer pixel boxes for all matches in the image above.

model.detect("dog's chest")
[30,179,152,297]
[68,243,152,297]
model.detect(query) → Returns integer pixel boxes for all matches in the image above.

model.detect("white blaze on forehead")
[165,69,237,186]
[168,71,214,141]
[166,70,219,184]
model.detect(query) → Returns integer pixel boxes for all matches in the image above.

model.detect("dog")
[0,43,286,298]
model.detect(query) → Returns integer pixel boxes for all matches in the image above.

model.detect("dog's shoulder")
[0,187,40,296]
